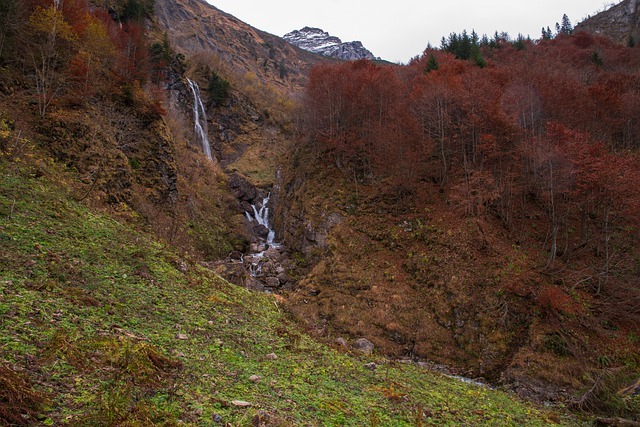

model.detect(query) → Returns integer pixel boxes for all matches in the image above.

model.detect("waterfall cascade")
[244,192,276,245]
[244,193,280,277]
[186,78,213,160]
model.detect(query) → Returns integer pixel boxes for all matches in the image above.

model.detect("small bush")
[0,364,46,426]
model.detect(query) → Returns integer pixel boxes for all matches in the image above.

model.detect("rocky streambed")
[207,172,297,293]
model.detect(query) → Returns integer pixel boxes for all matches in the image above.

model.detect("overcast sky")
[206,0,617,63]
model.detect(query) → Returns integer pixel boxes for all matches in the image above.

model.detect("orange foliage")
[536,285,582,316]
[302,33,640,314]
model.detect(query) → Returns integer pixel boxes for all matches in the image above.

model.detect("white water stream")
[244,193,280,277]
[244,193,276,246]
[186,78,213,160]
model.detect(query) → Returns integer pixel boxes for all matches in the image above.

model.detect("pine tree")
[513,33,527,51]
[424,53,439,73]
[560,14,573,35]
[591,50,603,67]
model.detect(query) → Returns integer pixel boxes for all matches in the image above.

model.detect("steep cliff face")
[153,0,328,92]
[576,0,640,44]
[284,27,378,60]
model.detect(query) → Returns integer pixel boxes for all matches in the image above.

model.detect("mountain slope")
[0,149,577,425]
[576,0,640,44]
[153,0,329,92]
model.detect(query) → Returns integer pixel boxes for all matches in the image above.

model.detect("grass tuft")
[0,364,47,426]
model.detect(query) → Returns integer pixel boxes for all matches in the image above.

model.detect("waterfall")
[245,193,276,245]
[186,78,213,160]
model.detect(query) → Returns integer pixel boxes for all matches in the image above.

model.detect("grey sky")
[206,1,616,63]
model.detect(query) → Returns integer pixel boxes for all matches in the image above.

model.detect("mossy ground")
[0,153,585,426]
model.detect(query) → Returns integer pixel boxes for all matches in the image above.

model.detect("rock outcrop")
[576,0,640,45]
[283,27,378,60]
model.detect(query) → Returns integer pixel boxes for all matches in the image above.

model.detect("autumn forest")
[1,0,640,423]
[301,33,640,323]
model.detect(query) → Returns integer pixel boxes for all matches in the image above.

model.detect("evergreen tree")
[424,53,439,73]
[207,70,231,107]
[513,33,527,51]
[591,51,604,67]
[441,30,486,67]
[560,14,573,35]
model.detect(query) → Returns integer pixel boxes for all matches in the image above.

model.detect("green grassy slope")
[0,158,581,426]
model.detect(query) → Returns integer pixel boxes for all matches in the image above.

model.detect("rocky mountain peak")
[284,27,378,61]
[575,0,640,44]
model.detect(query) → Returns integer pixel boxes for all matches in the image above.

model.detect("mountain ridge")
[284,26,378,61]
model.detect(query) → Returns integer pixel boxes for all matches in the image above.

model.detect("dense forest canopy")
[300,32,640,322]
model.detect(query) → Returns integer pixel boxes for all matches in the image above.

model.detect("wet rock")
[353,338,374,355]
[264,277,280,288]
[277,272,291,285]
[228,172,258,202]
[212,413,224,423]
[210,261,250,288]
[253,224,270,238]
[228,251,244,262]
[241,201,253,212]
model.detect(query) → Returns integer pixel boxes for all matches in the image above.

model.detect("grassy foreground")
[0,159,582,426]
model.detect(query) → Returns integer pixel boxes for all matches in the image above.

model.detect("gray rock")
[364,362,377,371]
[353,338,375,355]
[253,224,270,238]
[265,353,278,361]
[264,277,280,288]
[576,0,640,44]
[227,172,258,202]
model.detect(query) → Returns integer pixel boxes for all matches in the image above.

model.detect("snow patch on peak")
[284,27,378,61]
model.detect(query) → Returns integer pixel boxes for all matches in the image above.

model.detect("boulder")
[252,224,270,238]
[263,277,280,288]
[353,338,374,355]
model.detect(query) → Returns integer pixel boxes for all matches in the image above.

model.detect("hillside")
[1,0,639,424]
[0,141,580,425]
[275,33,640,418]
